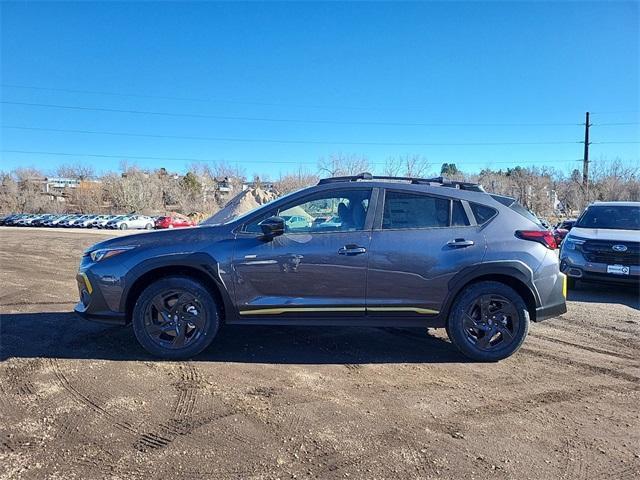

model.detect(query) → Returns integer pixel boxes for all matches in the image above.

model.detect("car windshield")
[576,205,640,231]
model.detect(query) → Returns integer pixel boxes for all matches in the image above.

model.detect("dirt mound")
[203,187,277,225]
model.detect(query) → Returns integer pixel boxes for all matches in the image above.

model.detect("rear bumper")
[535,301,567,322]
[532,271,567,322]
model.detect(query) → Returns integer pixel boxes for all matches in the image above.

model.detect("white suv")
[560,201,640,287]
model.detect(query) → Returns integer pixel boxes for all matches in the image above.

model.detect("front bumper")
[74,270,127,325]
[560,249,639,284]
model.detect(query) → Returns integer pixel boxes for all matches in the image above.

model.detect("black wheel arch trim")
[120,252,235,323]
[441,261,541,321]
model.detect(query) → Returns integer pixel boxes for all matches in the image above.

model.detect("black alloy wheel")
[461,294,519,351]
[144,290,206,349]
[447,281,530,362]
[132,276,220,359]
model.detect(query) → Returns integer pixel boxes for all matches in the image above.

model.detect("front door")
[366,189,486,317]
[232,187,375,319]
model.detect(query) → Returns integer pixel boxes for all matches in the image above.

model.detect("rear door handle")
[338,244,367,255]
[447,238,475,248]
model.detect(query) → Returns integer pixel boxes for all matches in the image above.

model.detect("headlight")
[563,237,585,250]
[89,246,136,262]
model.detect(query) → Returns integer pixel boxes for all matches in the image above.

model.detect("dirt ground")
[0,227,638,480]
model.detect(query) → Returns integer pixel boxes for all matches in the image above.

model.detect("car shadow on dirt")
[0,311,469,363]
[567,282,639,310]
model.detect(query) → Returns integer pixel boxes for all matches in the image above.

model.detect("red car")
[552,219,576,244]
[154,215,196,229]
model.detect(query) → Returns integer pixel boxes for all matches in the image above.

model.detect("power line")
[591,122,640,126]
[590,110,640,115]
[0,83,422,111]
[0,100,582,127]
[0,148,584,165]
[0,125,582,146]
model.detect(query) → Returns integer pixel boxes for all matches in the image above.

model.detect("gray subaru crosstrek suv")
[75,174,567,361]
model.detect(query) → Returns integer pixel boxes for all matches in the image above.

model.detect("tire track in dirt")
[134,363,237,453]
[456,383,637,422]
[530,331,638,361]
[3,358,43,398]
[48,358,139,436]
[521,347,640,384]
[541,320,640,350]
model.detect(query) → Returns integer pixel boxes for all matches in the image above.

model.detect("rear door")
[366,189,486,317]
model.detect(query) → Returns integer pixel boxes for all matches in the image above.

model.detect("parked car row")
[0,213,197,230]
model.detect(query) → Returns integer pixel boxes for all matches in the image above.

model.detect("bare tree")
[275,169,319,194]
[102,168,163,214]
[384,154,431,177]
[318,153,370,177]
[56,163,95,180]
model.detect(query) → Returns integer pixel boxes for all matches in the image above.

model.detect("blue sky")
[1,1,638,178]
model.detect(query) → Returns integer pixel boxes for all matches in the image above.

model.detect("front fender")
[119,252,235,320]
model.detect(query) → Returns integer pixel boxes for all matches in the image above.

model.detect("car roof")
[312,178,495,204]
[590,201,640,207]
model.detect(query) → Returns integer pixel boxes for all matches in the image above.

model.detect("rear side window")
[470,203,497,225]
[452,200,470,226]
[490,194,542,226]
[382,191,469,229]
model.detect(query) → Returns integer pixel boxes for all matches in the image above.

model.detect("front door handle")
[447,238,475,248]
[338,244,367,255]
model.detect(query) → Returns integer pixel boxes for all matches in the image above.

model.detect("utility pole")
[582,111,591,201]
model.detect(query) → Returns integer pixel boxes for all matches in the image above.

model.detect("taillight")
[515,230,558,250]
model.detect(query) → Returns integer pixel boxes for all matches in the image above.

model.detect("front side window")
[244,189,372,233]
[382,191,462,229]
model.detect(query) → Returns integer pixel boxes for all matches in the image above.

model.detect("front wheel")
[446,281,530,362]
[132,276,220,359]
[119,223,128,230]
[145,223,153,230]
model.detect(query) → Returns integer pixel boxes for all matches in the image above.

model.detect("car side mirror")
[259,216,285,239]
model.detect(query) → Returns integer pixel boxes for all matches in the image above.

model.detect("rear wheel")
[446,281,529,362]
[119,223,128,230]
[145,223,153,230]
[132,276,220,359]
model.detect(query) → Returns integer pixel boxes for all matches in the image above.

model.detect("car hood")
[85,225,228,252]
[569,227,640,242]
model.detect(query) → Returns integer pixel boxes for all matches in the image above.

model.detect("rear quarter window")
[470,203,498,225]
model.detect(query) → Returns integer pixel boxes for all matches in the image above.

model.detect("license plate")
[607,264,630,275]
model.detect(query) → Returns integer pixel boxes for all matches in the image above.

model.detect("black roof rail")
[317,172,485,192]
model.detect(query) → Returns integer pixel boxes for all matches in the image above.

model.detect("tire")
[132,276,220,359]
[168,224,174,229]
[119,223,128,230]
[145,223,153,230]
[446,281,530,362]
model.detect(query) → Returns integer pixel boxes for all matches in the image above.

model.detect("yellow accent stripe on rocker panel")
[239,306,439,316]
[367,307,439,315]
[239,306,366,315]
